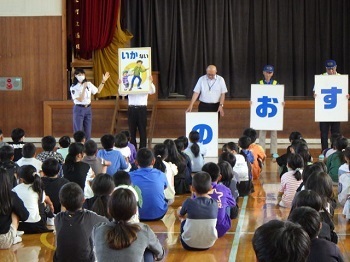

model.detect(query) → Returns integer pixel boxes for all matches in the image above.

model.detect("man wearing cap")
[257,65,279,157]
[186,65,227,117]
[316,60,341,151]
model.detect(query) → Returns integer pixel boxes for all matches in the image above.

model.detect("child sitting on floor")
[129,148,168,221]
[153,143,177,205]
[217,160,239,219]
[288,207,343,261]
[238,136,254,166]
[113,170,142,223]
[0,168,29,248]
[13,165,53,234]
[277,154,303,208]
[56,135,71,160]
[326,136,348,183]
[184,130,206,173]
[202,162,236,237]
[275,131,303,177]
[243,128,266,180]
[83,173,115,220]
[114,132,132,172]
[54,182,108,262]
[93,188,164,261]
[220,143,253,196]
[177,171,218,250]
[8,128,25,162]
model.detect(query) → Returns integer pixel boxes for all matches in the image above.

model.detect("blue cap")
[263,65,274,72]
[325,60,337,68]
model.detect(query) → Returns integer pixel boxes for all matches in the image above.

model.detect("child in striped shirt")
[277,154,303,208]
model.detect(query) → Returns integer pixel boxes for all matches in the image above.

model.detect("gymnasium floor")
[1,155,349,262]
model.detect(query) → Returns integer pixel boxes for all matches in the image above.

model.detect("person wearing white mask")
[70,68,110,140]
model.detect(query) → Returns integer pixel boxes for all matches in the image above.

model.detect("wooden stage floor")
[1,154,350,261]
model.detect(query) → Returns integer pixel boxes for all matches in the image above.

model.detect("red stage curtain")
[72,0,120,59]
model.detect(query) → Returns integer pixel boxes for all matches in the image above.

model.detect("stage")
[42,99,349,148]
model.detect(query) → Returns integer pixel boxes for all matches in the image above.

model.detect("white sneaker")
[16,230,24,236]
[13,236,22,245]
[47,217,55,226]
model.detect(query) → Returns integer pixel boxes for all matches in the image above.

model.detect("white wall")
[0,0,62,16]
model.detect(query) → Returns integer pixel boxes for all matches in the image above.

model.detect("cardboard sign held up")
[118,47,152,95]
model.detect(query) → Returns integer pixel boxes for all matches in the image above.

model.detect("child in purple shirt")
[121,131,137,167]
[202,162,236,237]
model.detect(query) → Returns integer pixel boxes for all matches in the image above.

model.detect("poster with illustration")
[118,47,151,95]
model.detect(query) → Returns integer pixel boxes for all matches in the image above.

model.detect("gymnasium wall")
[0,0,66,137]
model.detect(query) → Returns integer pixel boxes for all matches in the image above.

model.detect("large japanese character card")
[118,47,152,95]
[250,84,284,130]
[186,112,218,158]
[314,75,348,122]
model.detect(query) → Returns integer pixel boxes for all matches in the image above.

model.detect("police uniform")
[70,82,98,140]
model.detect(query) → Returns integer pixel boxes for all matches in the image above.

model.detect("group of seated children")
[268,130,350,260]
[253,207,343,262]
[3,125,350,258]
[54,182,164,261]
[253,130,346,261]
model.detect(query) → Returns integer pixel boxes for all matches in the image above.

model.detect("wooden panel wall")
[0,16,64,137]
[43,100,350,140]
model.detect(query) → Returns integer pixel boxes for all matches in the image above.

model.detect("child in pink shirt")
[277,154,303,208]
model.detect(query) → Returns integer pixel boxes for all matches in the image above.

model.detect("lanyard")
[207,78,217,91]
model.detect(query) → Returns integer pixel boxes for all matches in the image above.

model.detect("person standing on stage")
[118,77,156,150]
[186,65,227,117]
[314,60,343,151]
[256,65,278,157]
[70,68,110,140]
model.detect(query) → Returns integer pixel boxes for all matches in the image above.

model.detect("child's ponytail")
[287,154,304,181]
[32,173,43,201]
[190,143,200,157]
[153,144,167,173]
[18,165,43,200]
[189,131,200,157]
[106,188,140,249]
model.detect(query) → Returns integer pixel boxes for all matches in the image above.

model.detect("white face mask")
[76,75,85,83]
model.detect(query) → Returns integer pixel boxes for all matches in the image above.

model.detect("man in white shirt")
[186,65,227,117]
[118,77,156,149]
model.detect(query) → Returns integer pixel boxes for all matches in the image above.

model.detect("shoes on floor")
[16,230,24,236]
[13,236,22,245]
[272,153,279,159]
[47,217,55,226]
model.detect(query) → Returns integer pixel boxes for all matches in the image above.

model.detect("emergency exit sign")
[0,77,22,90]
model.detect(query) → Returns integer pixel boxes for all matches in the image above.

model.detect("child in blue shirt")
[97,134,128,175]
[130,148,168,221]
[238,136,254,165]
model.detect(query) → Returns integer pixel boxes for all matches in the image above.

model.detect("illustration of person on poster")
[118,47,151,95]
